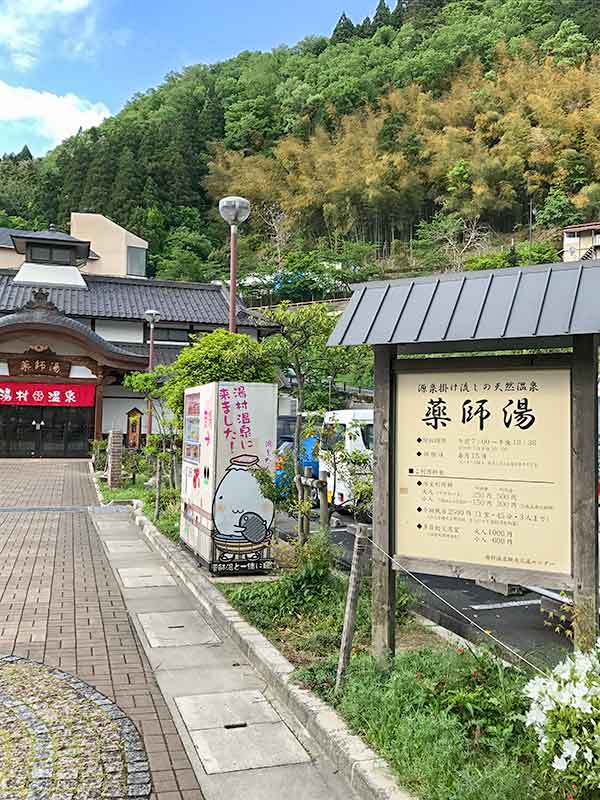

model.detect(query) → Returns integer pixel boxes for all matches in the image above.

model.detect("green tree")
[372,0,392,30]
[415,214,490,272]
[535,187,582,229]
[331,12,356,44]
[155,226,215,282]
[390,1,404,28]
[15,145,33,161]
[357,16,374,37]
[261,303,372,479]
[543,20,592,66]
[161,329,276,422]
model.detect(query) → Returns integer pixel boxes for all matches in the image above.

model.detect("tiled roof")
[118,343,185,367]
[0,308,147,368]
[0,270,260,328]
[0,228,83,247]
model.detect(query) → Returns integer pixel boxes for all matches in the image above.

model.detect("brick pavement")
[0,460,202,800]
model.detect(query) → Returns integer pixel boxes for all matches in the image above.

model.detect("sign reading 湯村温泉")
[395,368,571,584]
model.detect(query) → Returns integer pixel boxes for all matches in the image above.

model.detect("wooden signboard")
[395,366,573,589]
[126,408,143,450]
[8,356,70,378]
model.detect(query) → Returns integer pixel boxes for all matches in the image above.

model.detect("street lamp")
[219,196,251,333]
[144,309,161,437]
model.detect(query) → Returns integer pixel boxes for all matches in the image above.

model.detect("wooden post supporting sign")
[372,345,395,663]
[571,334,599,650]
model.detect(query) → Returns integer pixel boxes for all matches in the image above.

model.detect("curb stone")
[128,501,415,800]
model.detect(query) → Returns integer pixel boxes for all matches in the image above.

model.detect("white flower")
[584,748,593,763]
[552,755,568,771]
[562,739,579,761]
[554,660,572,680]
[574,652,594,679]
[526,704,547,728]
[525,676,548,700]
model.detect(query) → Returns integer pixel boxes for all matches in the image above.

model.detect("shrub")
[91,438,107,471]
[226,530,340,628]
[525,643,600,797]
[162,329,276,421]
[465,241,560,272]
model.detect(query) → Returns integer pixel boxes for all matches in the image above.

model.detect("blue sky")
[0,0,375,157]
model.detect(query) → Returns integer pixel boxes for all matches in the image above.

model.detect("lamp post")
[144,309,161,437]
[219,196,251,333]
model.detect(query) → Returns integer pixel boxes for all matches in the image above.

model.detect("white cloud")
[0,0,91,70]
[0,80,110,146]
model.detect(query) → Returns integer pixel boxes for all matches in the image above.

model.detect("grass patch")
[219,532,412,664]
[220,531,555,800]
[98,474,149,504]
[96,473,180,543]
[295,650,553,800]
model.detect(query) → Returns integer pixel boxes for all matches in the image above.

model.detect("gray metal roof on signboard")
[328,260,600,349]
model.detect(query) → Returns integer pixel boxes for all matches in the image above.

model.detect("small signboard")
[395,367,572,587]
[8,356,71,378]
[0,382,95,407]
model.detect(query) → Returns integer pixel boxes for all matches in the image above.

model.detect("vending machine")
[180,381,278,574]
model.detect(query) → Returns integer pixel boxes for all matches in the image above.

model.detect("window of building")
[127,246,147,277]
[28,244,75,265]
[361,423,374,450]
[151,327,190,343]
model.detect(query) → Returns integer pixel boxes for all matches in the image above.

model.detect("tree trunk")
[293,376,305,481]
[154,456,162,521]
[294,375,305,543]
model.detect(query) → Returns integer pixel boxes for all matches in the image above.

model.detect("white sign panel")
[395,368,572,582]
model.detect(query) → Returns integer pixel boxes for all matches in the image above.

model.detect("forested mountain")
[2,0,600,292]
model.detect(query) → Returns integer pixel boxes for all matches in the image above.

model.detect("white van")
[319,409,373,510]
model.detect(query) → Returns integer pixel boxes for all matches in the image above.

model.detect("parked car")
[275,434,320,497]
[319,409,373,511]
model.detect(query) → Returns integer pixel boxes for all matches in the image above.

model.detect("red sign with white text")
[0,382,95,407]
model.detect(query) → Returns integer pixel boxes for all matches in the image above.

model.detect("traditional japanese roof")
[563,221,600,233]
[0,294,147,370]
[329,260,600,352]
[120,343,185,367]
[0,228,82,248]
[0,270,267,330]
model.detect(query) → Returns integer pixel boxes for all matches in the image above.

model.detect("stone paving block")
[191,722,310,774]
[105,541,152,554]
[137,612,219,648]
[176,690,279,731]
[198,763,350,800]
[155,664,265,696]
[118,568,177,589]
[0,461,196,800]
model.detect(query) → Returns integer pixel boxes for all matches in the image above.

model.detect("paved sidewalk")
[0,460,202,800]
[90,509,355,800]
